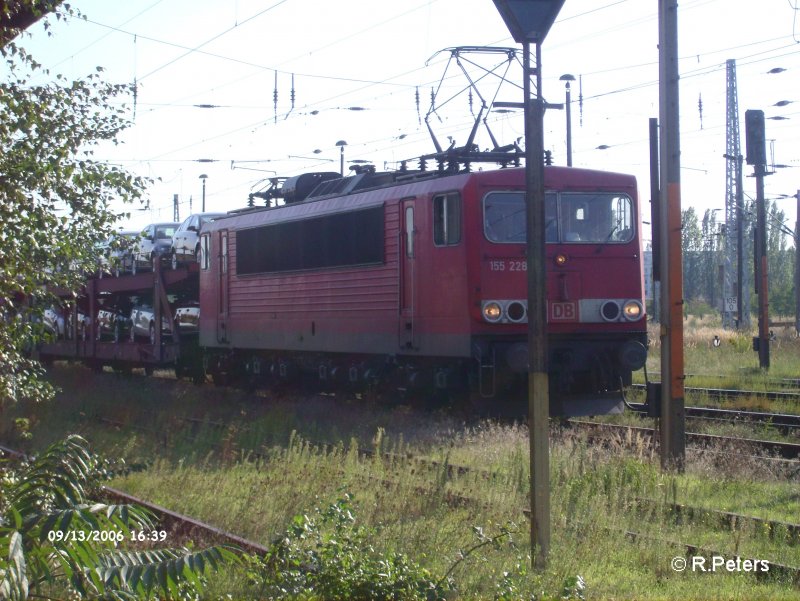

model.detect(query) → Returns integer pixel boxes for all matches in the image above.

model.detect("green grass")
[643,319,800,388]
[4,362,799,599]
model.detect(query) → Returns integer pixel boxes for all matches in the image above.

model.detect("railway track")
[102,486,270,555]
[0,443,272,555]
[5,436,799,545]
[5,424,800,587]
[630,383,800,403]
[571,420,800,461]
[646,373,800,390]
[626,402,800,435]
[84,395,800,477]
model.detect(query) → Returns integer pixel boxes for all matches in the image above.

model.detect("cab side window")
[433,192,461,246]
[200,234,210,270]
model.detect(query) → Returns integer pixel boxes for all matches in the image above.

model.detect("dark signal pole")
[649,118,660,323]
[795,190,799,336]
[745,109,769,369]
[736,156,745,329]
[754,161,769,369]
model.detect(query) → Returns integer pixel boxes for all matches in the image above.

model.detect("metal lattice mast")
[724,59,750,328]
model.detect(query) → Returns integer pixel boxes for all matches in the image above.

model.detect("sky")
[14,0,800,243]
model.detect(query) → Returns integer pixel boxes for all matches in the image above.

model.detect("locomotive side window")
[405,206,415,258]
[237,205,385,274]
[221,233,228,274]
[483,191,557,243]
[433,192,461,246]
[200,234,210,270]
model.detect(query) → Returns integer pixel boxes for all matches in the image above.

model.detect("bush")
[245,493,452,601]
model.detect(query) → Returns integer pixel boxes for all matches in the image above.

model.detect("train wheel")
[113,362,132,375]
[191,368,207,385]
[211,371,228,387]
[468,389,494,417]
[86,360,104,373]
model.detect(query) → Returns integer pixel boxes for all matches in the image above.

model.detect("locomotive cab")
[469,167,648,415]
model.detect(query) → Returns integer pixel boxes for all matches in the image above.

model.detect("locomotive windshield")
[483,191,634,244]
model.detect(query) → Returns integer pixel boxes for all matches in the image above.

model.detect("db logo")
[549,301,578,322]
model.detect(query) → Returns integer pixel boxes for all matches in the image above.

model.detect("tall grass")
[5,363,798,599]
[646,318,800,383]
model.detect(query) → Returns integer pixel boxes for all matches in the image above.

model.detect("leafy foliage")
[681,201,796,319]
[245,493,453,601]
[243,492,588,601]
[0,4,147,408]
[0,435,238,600]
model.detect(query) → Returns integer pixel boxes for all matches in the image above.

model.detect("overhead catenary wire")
[33,0,796,224]
[128,37,797,169]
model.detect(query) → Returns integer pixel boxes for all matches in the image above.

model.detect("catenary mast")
[724,59,750,328]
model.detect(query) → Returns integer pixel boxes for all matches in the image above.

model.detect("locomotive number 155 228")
[487,260,527,272]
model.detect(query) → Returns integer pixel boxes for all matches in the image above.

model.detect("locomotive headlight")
[554,254,568,267]
[482,301,503,323]
[622,300,644,321]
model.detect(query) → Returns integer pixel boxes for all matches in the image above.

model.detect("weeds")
[244,493,453,601]
[6,362,800,599]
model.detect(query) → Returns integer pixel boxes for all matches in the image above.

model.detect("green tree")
[0,8,240,600]
[766,200,795,316]
[0,2,146,409]
[681,207,704,301]
[0,435,238,600]
[700,208,722,307]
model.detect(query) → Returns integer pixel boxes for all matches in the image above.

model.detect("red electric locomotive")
[199,163,647,415]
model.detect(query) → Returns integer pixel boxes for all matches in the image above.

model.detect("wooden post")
[658,0,686,470]
[524,40,550,569]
